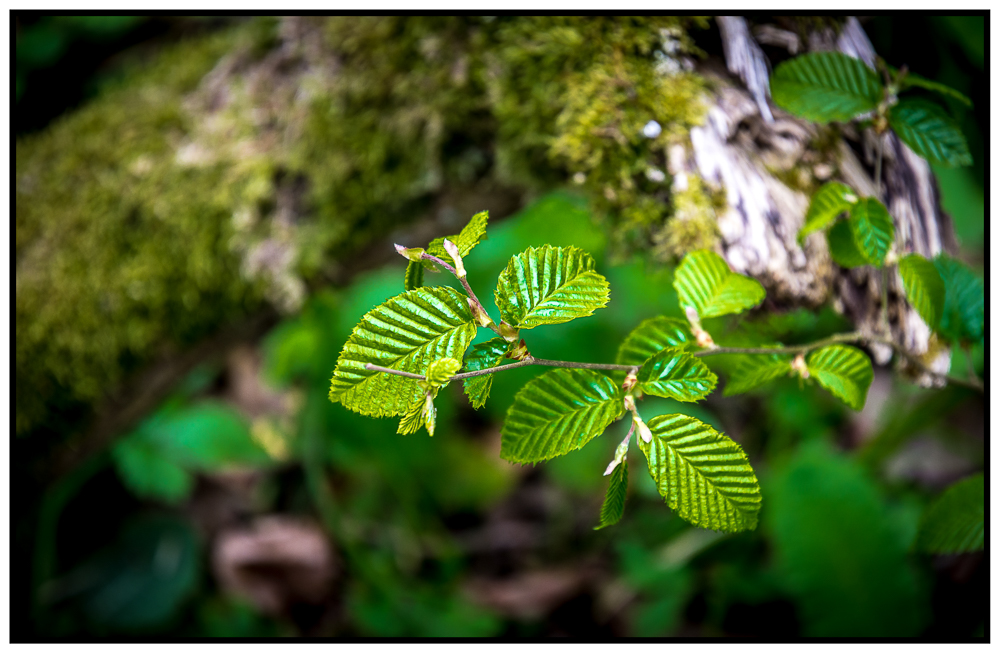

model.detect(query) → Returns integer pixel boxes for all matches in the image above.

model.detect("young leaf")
[770,52,883,123]
[806,345,873,411]
[616,316,693,366]
[723,351,792,396]
[404,260,424,291]
[398,400,427,435]
[330,286,477,417]
[495,245,610,329]
[674,250,765,319]
[595,459,628,530]
[426,210,489,259]
[636,347,717,402]
[934,255,984,344]
[894,69,972,107]
[799,182,858,241]
[638,414,761,533]
[914,473,983,554]
[462,337,509,409]
[848,198,895,267]
[425,357,462,389]
[827,219,870,268]
[500,368,623,463]
[888,98,972,167]
[898,254,945,330]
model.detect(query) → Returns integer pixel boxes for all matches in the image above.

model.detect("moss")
[17,16,717,438]
[653,176,723,260]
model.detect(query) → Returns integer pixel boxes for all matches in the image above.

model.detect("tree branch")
[420,251,501,336]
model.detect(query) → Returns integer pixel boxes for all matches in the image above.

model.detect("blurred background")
[14,15,984,638]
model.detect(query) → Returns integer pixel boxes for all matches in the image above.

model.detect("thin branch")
[694,332,865,357]
[420,251,501,336]
[868,336,984,393]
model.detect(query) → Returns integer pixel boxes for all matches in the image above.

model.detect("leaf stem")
[420,252,501,336]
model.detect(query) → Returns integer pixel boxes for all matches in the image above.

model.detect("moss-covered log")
[16,16,956,455]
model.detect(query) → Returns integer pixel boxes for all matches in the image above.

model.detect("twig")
[420,252,501,336]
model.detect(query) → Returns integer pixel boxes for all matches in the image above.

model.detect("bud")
[791,353,810,379]
[604,422,634,475]
[443,239,466,278]
[623,394,637,412]
[468,298,493,328]
[423,394,437,436]
[633,413,652,444]
[622,368,638,394]
[394,244,426,263]
[497,321,520,343]
[509,338,531,361]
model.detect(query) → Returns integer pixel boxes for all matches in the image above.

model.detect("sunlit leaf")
[595,459,628,530]
[636,347,717,402]
[799,182,858,241]
[806,345,873,411]
[404,260,424,291]
[770,52,882,123]
[724,351,792,396]
[914,473,983,554]
[934,255,984,344]
[330,286,477,417]
[426,357,462,388]
[898,254,945,330]
[674,250,765,319]
[827,219,869,268]
[615,316,693,366]
[462,337,509,409]
[638,414,761,533]
[500,368,623,463]
[427,210,489,258]
[848,198,895,267]
[889,98,972,167]
[397,399,427,435]
[495,245,610,329]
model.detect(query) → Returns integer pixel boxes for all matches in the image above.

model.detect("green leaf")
[914,473,983,554]
[462,337,509,409]
[426,357,461,388]
[615,316,693,366]
[500,368,623,463]
[595,459,628,530]
[724,351,792,396]
[934,255,984,344]
[427,210,489,259]
[494,245,610,329]
[398,399,427,435]
[770,52,883,123]
[896,71,972,107]
[848,198,895,267]
[112,437,194,504]
[330,286,477,417]
[673,250,765,319]
[898,254,945,330]
[636,347,717,402]
[799,182,859,241]
[889,98,972,167]
[806,345,873,411]
[638,414,761,533]
[827,219,870,268]
[404,260,424,291]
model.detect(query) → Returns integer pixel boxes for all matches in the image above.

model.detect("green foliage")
[616,317,693,366]
[112,401,268,504]
[770,52,882,123]
[425,357,462,389]
[494,245,610,329]
[934,255,984,344]
[638,414,761,533]
[898,253,945,329]
[461,338,509,409]
[767,441,925,636]
[806,345,873,411]
[404,261,424,291]
[673,250,765,319]
[636,348,717,402]
[826,219,870,268]
[894,69,973,107]
[329,286,477,417]
[500,368,623,463]
[914,473,984,554]
[723,351,792,397]
[426,210,489,260]
[798,181,858,241]
[889,98,973,167]
[848,198,895,267]
[596,459,628,530]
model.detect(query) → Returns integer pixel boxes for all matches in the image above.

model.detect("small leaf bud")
[498,321,520,343]
[791,352,810,379]
[622,368,638,394]
[443,239,466,278]
[468,298,493,328]
[509,338,531,361]
[634,414,652,444]
[394,244,426,263]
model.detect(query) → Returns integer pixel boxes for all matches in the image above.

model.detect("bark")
[682,16,954,385]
